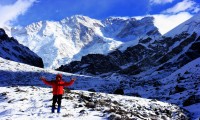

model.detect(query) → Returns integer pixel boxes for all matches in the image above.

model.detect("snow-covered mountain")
[1,13,200,120]
[58,13,200,76]
[57,32,200,76]
[55,14,200,120]
[0,28,43,68]
[0,57,192,120]
[11,15,160,69]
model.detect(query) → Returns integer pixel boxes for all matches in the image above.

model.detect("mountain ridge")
[11,15,161,69]
[58,13,200,76]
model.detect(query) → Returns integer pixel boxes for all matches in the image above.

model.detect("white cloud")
[0,0,36,27]
[163,0,200,14]
[134,12,193,35]
[152,12,192,35]
[150,0,200,34]
[150,0,174,5]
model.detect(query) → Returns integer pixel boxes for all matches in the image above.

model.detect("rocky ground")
[0,86,189,120]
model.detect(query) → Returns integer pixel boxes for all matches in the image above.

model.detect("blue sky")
[0,0,200,34]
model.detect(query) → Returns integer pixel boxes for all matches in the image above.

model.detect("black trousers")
[52,95,62,108]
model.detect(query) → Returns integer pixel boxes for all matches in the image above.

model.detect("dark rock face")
[169,85,186,95]
[106,44,152,68]
[157,32,200,71]
[0,28,44,68]
[88,88,96,92]
[57,54,120,75]
[183,95,200,106]
[0,28,8,40]
[113,88,124,95]
[121,32,200,75]
[57,32,200,76]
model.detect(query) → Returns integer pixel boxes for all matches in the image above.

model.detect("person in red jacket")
[40,74,76,113]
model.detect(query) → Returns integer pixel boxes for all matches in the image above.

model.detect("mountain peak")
[140,16,154,22]
[105,16,131,21]
[71,15,91,20]
[11,15,161,68]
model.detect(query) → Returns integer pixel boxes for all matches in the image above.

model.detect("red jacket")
[41,77,75,95]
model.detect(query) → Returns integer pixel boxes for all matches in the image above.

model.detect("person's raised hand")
[71,77,77,81]
[40,76,45,81]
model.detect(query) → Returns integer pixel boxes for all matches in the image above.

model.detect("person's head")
[56,74,62,81]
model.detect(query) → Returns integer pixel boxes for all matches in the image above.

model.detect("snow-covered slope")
[0,57,189,119]
[165,13,200,37]
[11,15,160,69]
[111,57,200,120]
[0,87,189,120]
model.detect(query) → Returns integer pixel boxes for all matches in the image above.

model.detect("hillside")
[0,28,43,68]
[1,54,200,119]
[0,57,191,120]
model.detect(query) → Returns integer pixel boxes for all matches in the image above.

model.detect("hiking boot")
[57,106,61,113]
[52,107,55,113]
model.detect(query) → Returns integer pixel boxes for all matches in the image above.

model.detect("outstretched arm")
[40,77,53,86]
[63,78,76,87]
